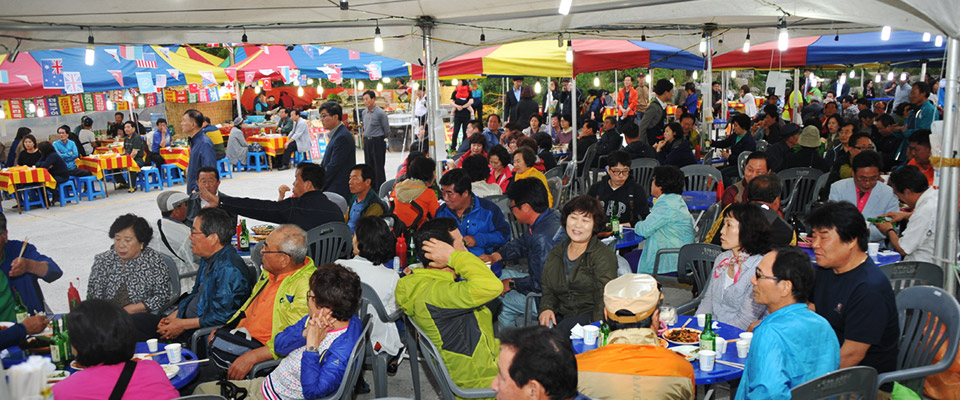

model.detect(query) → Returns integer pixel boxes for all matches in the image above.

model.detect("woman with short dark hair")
[634,166,695,274]
[487,145,514,193]
[88,214,171,314]
[51,299,179,399]
[653,122,697,168]
[538,195,618,333]
[16,134,41,167]
[512,147,553,207]
[516,86,540,131]
[696,203,771,330]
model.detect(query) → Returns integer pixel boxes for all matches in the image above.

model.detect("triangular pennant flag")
[16,74,31,86]
[261,46,270,55]
[244,71,256,84]
[199,71,217,86]
[157,47,170,59]
[348,50,360,60]
[108,70,124,87]
[155,74,167,88]
[224,68,237,82]
[319,64,342,84]
[167,69,180,80]
[258,69,274,76]
[104,48,121,62]
[312,45,332,57]
[280,66,291,83]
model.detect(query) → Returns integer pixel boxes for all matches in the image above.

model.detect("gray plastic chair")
[680,164,722,193]
[318,315,372,400]
[790,366,878,400]
[380,179,396,202]
[652,243,722,290]
[695,203,721,243]
[877,286,960,396]
[488,194,525,241]
[547,177,561,210]
[673,244,723,315]
[306,222,353,266]
[559,161,577,204]
[544,165,565,180]
[360,282,421,399]
[737,150,752,178]
[157,254,180,315]
[778,167,824,221]
[879,261,943,295]
[324,191,349,215]
[630,158,658,192]
[576,144,598,193]
[409,318,498,399]
[756,139,769,152]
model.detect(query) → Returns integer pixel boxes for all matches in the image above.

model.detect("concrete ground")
[9,148,730,399]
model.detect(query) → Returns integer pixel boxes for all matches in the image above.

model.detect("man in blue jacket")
[183,109,217,194]
[319,101,356,200]
[436,169,510,259]
[480,177,564,328]
[131,208,253,342]
[0,213,62,316]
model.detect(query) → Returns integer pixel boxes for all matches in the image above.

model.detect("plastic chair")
[680,164,722,194]
[54,179,80,206]
[558,161,576,205]
[544,165,564,180]
[756,139,769,152]
[879,261,943,295]
[324,191,349,216]
[877,286,960,396]
[630,158,658,192]
[791,366,878,400]
[216,158,233,179]
[74,175,106,200]
[576,144,598,192]
[547,177,561,211]
[379,179,396,202]
[247,152,269,172]
[306,222,353,266]
[359,282,421,399]
[694,203,721,243]
[408,318,498,399]
[18,186,47,211]
[293,151,311,164]
[314,316,372,400]
[160,164,185,187]
[652,243,722,289]
[673,244,722,315]
[232,159,248,172]
[136,168,164,192]
[737,150,752,178]
[522,292,543,327]
[778,167,824,221]
[155,254,181,315]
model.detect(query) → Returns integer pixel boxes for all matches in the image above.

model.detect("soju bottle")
[60,318,72,364]
[239,220,250,252]
[13,289,28,324]
[611,216,621,238]
[700,314,716,352]
[50,320,66,369]
[600,320,611,346]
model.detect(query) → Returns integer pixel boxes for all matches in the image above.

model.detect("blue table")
[3,341,199,389]
[800,246,901,266]
[605,229,644,249]
[572,315,745,385]
[648,190,717,211]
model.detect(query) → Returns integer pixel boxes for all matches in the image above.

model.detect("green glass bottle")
[13,289,28,324]
[610,216,621,238]
[239,219,250,251]
[60,318,72,364]
[599,320,611,346]
[50,320,66,369]
[700,314,716,352]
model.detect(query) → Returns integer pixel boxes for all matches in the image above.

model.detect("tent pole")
[571,76,578,187]
[502,77,506,123]
[921,62,928,84]
[700,30,713,153]
[230,47,241,118]
[352,79,361,136]
[614,70,619,120]
[793,68,801,124]
[935,37,959,296]
[420,19,445,182]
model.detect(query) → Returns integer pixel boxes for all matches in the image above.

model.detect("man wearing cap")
[737,248,839,399]
[576,274,695,400]
[153,190,201,288]
[779,126,830,173]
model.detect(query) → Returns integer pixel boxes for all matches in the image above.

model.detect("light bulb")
[880,26,891,41]
[138,95,145,106]
[593,75,600,87]
[900,72,908,82]
[922,32,931,42]
[374,25,384,53]
[358,81,364,91]
[534,81,542,94]
[558,0,572,15]
[85,35,95,66]
[669,78,675,85]
[377,82,384,92]
[318,86,323,96]
[935,35,943,47]
[839,75,846,85]
[699,36,707,54]
[731,70,737,79]
[37,108,44,118]
[383,77,391,83]
[27,103,36,113]
[451,78,458,86]
[887,71,894,81]
[742,37,750,53]
[645,74,652,84]
[565,40,573,63]
[254,86,261,94]
[875,73,881,83]
[410,81,419,91]
[297,86,304,97]
[849,70,855,79]
[106,100,115,110]
[307,78,314,85]
[778,28,789,51]
[692,71,698,80]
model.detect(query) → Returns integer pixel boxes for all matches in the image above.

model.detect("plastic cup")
[699,350,716,371]
[697,314,706,327]
[739,332,753,344]
[736,341,750,358]
[868,242,880,259]
[714,337,727,355]
[146,339,159,352]
[583,325,600,346]
[166,343,182,363]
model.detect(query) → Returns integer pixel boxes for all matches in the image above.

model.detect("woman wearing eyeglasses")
[586,150,649,227]
[695,203,771,330]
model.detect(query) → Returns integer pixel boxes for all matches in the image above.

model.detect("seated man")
[874,165,938,263]
[738,248,839,399]
[211,225,317,380]
[201,163,343,232]
[827,151,898,242]
[576,274,695,399]
[436,168,510,257]
[196,263,364,399]
[0,213,62,316]
[621,121,655,160]
[905,129,935,185]
[587,150,649,226]
[872,114,902,173]
[133,208,254,342]
[492,325,589,400]
[721,151,770,208]
[152,191,201,288]
[808,202,899,385]
[766,123,801,172]
[780,125,831,173]
[746,174,796,247]
[480,178,563,328]
[827,129,873,184]
[392,156,439,229]
[347,164,387,233]
[395,218,501,392]
[185,166,236,226]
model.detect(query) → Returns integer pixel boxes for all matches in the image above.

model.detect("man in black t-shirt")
[806,201,899,386]
[587,151,649,226]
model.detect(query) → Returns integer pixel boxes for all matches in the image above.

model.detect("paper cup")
[697,314,706,327]
[699,350,716,371]
[166,343,182,363]
[146,339,159,352]
[868,242,880,258]
[736,341,750,358]
[583,325,600,346]
[714,337,727,355]
[739,332,753,344]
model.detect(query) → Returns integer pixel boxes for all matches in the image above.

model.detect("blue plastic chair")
[232,159,248,172]
[293,151,311,164]
[160,164,185,187]
[247,152,269,172]
[136,169,164,192]
[53,179,80,206]
[18,186,47,210]
[216,158,233,179]
[74,175,106,200]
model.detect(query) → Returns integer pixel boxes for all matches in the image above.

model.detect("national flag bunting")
[136,72,155,93]
[104,48,121,62]
[0,71,7,84]
[155,74,167,88]
[41,59,65,89]
[365,61,382,80]
[108,70,124,87]
[135,53,157,68]
[349,50,360,60]
[118,46,143,60]
[64,71,83,94]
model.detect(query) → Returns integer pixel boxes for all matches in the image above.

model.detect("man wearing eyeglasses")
[318,101,356,200]
[738,248,839,399]
[586,150,649,227]
[828,150,898,242]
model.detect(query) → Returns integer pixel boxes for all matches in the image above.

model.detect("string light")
[874,73,881,83]
[241,27,248,44]
[698,33,707,54]
[410,81,419,91]
[593,74,600,87]
[27,103,36,113]
[848,70,855,79]
[307,78,314,85]
[692,71,698,80]
[645,74,652,85]
[558,0,572,15]
[358,81,365,91]
[480,28,485,43]
[887,71,894,81]
[374,20,383,53]
[297,86,304,96]
[534,81,542,94]
[935,35,943,47]
[880,26,891,41]
[777,17,789,51]
[254,86,261,94]
[383,77,391,83]
[565,40,573,63]
[339,0,348,10]
[922,32,931,42]
[376,82,384,92]
[742,29,750,53]
[641,29,646,42]
[85,30,95,66]
[731,70,737,79]
[451,78,458,86]
[106,100,115,110]
[900,72,907,81]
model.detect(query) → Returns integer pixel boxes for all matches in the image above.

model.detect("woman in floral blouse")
[88,214,172,313]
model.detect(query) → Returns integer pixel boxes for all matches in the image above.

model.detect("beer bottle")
[50,320,66,369]
[599,320,611,346]
[13,289,28,324]
[700,314,716,352]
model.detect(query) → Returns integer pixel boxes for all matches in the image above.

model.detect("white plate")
[132,353,153,361]
[670,345,701,361]
[162,364,180,379]
[0,321,14,330]
[47,370,70,383]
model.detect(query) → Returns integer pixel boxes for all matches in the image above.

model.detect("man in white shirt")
[873,165,938,263]
[279,109,310,171]
[77,116,96,155]
[152,191,200,288]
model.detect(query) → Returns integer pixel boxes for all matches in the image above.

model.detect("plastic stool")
[160,164,185,187]
[136,168,164,192]
[247,152,269,173]
[75,176,106,200]
[293,151,311,164]
[54,179,80,206]
[232,159,248,172]
[18,186,47,211]
[216,158,233,179]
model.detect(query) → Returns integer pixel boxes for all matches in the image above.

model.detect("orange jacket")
[577,329,695,400]
[618,87,639,117]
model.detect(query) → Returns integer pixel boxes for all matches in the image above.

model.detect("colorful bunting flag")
[118,46,143,60]
[223,80,235,93]
[163,90,176,102]
[34,98,47,117]
[81,93,94,110]
[63,71,83,94]
[244,71,256,83]
[108,70,124,87]
[365,61,382,80]
[145,93,157,108]
[135,53,157,68]
[45,97,60,116]
[289,69,300,85]
[224,68,237,82]
[261,79,272,91]
[188,83,199,93]
[22,100,35,119]
[320,64,342,84]
[280,66,291,83]
[155,74,167,88]
[70,95,84,114]
[157,47,170,59]
[116,100,129,111]
[136,71,155,93]
[168,69,180,80]
[187,91,198,103]
[58,97,72,115]
[94,93,107,111]
[349,50,360,60]
[104,48,121,62]
[175,90,187,103]
[199,71,217,86]
[198,88,209,103]
[15,75,30,86]
[8,100,23,119]
[0,71,7,84]
[41,59,65,89]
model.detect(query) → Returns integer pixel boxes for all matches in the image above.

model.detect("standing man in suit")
[362,90,389,190]
[504,77,524,124]
[319,101,356,200]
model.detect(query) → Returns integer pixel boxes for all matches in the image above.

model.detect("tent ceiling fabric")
[0,0,955,64]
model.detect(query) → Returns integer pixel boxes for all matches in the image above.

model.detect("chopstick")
[17,237,29,259]
[144,351,166,357]
[680,318,691,329]
[715,360,745,369]
[166,359,209,366]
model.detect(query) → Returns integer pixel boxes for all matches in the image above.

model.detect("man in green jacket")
[396,218,501,395]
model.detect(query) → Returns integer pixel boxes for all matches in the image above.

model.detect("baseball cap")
[603,274,663,323]
[157,191,190,213]
[798,126,822,148]
[781,123,801,138]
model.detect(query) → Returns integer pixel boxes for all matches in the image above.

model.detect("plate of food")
[69,360,85,370]
[662,327,702,345]
[20,334,53,353]
[670,345,701,361]
[658,337,669,347]
[131,353,153,362]
[162,364,180,379]
[0,321,13,330]
[251,225,276,236]
[47,370,70,383]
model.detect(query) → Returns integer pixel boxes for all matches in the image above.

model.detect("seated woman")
[654,122,697,168]
[634,165,695,274]
[52,299,179,399]
[534,132,558,172]
[555,114,574,147]
[88,214,172,314]
[522,114,547,136]
[455,133,487,168]
[36,141,71,190]
[539,195,618,333]
[16,134,41,167]
[335,216,403,362]
[227,116,250,168]
[486,145,513,193]
[6,127,31,168]
[195,263,365,399]
[695,203,771,330]
[512,147,553,207]
[392,155,439,229]
[114,121,146,192]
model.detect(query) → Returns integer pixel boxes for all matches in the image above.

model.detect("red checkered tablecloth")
[160,148,190,170]
[247,136,289,157]
[77,154,142,180]
[0,167,56,194]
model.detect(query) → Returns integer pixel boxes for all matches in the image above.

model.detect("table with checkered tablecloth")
[0,167,57,213]
[160,147,190,170]
[77,154,142,181]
